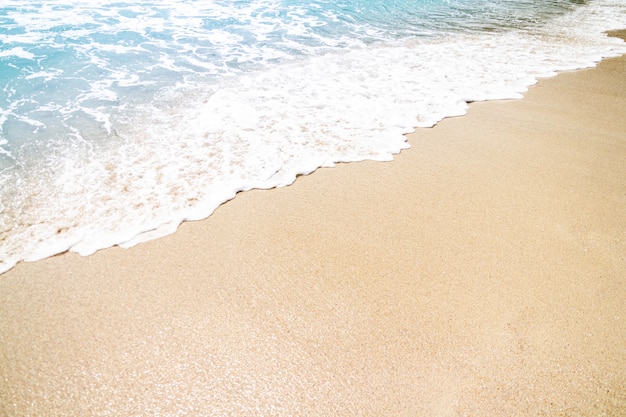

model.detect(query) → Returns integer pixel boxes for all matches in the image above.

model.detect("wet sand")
[1,35,625,416]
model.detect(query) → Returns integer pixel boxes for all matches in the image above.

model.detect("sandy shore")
[2,34,626,415]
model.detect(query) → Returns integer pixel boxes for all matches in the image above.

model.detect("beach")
[1,31,625,416]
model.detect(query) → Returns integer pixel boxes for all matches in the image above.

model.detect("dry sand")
[1,34,625,416]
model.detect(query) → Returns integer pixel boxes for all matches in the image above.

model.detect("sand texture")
[1,39,625,415]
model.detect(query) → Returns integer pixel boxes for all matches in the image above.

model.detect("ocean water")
[1,0,625,274]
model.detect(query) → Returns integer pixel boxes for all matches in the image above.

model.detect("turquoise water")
[1,0,625,273]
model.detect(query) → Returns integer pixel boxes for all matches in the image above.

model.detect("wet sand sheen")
[0,33,625,415]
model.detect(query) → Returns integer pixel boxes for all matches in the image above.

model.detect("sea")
[1,0,625,274]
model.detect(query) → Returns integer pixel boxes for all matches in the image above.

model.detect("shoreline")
[1,35,625,415]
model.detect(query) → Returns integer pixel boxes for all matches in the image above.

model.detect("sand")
[1,34,625,416]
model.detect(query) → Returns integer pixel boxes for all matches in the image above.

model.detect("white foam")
[0,33,46,45]
[0,47,34,60]
[25,69,63,81]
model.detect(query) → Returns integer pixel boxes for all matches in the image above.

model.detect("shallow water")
[1,0,625,273]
